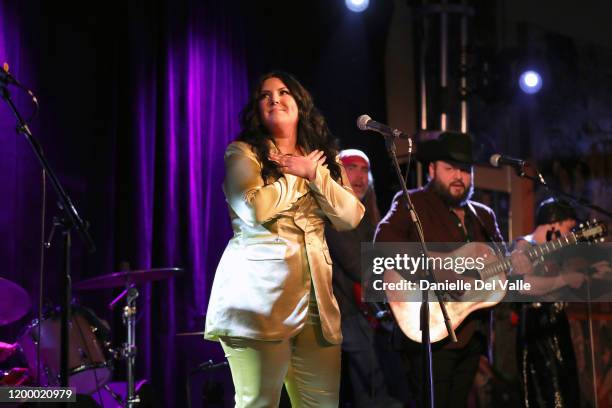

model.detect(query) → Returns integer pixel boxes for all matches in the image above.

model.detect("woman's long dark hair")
[236,71,342,182]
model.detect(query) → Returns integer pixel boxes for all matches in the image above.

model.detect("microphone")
[489,153,526,168]
[1,62,36,101]
[0,63,20,86]
[357,114,411,140]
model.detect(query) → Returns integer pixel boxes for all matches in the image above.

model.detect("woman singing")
[205,71,365,407]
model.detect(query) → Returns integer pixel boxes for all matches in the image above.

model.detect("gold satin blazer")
[205,141,365,344]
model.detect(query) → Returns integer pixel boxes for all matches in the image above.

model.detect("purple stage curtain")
[122,3,247,404]
[0,2,36,292]
[0,0,247,405]
[121,3,248,402]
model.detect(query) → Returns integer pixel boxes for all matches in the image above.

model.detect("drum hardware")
[102,283,140,407]
[91,380,151,407]
[103,382,127,405]
[81,286,141,408]
[106,345,122,361]
[123,286,140,408]
[74,267,182,407]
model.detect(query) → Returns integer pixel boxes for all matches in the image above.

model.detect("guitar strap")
[465,201,508,256]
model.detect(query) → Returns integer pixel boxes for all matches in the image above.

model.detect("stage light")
[518,70,542,94]
[345,0,369,13]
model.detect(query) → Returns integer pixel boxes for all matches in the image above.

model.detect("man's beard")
[431,178,474,207]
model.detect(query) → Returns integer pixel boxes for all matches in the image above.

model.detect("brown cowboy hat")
[417,131,475,165]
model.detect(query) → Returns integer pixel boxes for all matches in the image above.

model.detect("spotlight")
[518,70,542,94]
[345,0,369,13]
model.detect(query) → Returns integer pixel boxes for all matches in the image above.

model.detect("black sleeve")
[325,226,363,283]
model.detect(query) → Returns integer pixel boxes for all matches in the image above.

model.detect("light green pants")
[220,303,341,408]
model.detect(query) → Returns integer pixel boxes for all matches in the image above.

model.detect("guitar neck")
[480,233,579,280]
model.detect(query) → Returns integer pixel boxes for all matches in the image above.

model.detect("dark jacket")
[326,206,376,319]
[374,184,504,349]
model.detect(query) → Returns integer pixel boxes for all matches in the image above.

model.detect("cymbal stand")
[122,286,140,407]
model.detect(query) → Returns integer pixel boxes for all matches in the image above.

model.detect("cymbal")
[73,267,183,290]
[0,278,31,326]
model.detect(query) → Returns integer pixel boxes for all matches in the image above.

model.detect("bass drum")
[18,306,112,394]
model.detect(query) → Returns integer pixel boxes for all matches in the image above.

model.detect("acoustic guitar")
[385,221,607,343]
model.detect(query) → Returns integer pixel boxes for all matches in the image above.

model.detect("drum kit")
[0,267,182,407]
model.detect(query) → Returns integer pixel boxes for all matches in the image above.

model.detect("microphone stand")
[382,134,456,408]
[514,161,608,408]
[513,163,612,219]
[0,77,95,397]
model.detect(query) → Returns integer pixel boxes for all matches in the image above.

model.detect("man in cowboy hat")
[374,131,532,407]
